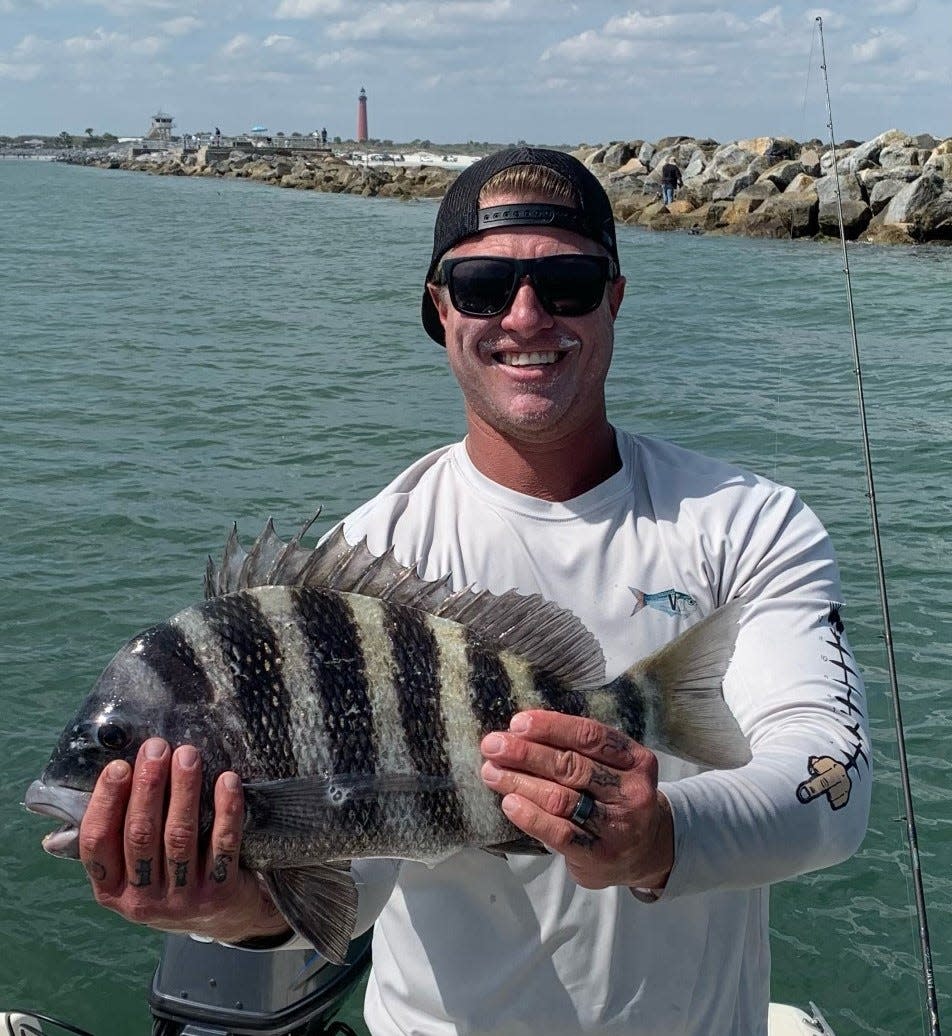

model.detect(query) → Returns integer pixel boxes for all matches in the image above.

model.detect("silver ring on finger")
[569,790,596,827]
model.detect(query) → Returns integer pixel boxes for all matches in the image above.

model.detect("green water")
[2,159,950,1035]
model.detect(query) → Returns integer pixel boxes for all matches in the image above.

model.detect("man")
[661,157,683,204]
[79,147,871,1035]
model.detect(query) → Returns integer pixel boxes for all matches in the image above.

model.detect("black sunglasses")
[435,254,618,319]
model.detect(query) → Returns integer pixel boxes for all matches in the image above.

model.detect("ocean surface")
[1,158,950,1036]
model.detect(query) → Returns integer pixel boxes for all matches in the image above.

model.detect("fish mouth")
[23,780,92,860]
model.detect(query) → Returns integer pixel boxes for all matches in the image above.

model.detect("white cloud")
[160,15,201,36]
[220,32,254,57]
[274,0,347,16]
[0,60,42,80]
[870,0,917,14]
[851,27,907,63]
[263,33,298,49]
[63,26,164,55]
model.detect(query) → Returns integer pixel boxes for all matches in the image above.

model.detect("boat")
[0,927,835,1036]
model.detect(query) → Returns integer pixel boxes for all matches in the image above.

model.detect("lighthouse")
[357,86,368,142]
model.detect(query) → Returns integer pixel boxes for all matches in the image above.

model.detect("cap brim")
[421,286,446,346]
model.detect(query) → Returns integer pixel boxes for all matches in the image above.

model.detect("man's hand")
[79,738,290,943]
[480,711,674,893]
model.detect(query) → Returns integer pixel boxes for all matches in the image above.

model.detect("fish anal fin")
[262,863,357,965]
[483,836,550,858]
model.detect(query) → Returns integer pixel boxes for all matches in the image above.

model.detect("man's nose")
[500,277,553,333]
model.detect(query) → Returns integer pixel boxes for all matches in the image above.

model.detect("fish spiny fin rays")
[262,863,357,966]
[205,517,607,687]
[625,598,751,770]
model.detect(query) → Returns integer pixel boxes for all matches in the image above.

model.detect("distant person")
[661,158,683,205]
[213,127,221,146]
[321,127,328,145]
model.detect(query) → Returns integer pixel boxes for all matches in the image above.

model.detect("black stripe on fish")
[533,670,590,719]
[201,592,298,777]
[384,603,468,841]
[138,623,217,704]
[465,631,517,737]
[606,673,647,744]
[291,588,381,831]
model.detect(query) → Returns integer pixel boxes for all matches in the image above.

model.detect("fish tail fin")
[630,588,646,614]
[629,598,751,769]
[263,862,358,965]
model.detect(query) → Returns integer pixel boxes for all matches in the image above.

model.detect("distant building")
[146,111,174,142]
[357,87,368,142]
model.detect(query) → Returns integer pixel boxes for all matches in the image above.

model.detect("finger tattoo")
[132,858,153,887]
[211,852,232,883]
[84,860,107,882]
[590,765,621,789]
[172,859,189,887]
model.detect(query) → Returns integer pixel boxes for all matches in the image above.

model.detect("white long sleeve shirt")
[337,429,871,1036]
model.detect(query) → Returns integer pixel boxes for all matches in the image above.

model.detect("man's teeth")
[498,351,560,367]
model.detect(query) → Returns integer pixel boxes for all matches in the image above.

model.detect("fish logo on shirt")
[630,587,697,618]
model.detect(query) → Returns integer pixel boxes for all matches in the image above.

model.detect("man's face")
[428,195,626,447]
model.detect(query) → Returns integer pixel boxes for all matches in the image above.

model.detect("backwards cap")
[421,146,619,345]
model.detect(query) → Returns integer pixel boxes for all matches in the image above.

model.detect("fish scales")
[291,587,383,852]
[383,603,470,853]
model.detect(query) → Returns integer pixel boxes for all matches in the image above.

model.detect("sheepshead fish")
[25,517,750,964]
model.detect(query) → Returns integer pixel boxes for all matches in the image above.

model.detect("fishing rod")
[815,17,941,1036]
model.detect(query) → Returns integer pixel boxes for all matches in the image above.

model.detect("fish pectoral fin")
[244,772,458,837]
[262,863,358,966]
[483,835,550,857]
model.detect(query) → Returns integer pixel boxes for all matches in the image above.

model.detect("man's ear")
[427,281,451,325]
[608,276,626,319]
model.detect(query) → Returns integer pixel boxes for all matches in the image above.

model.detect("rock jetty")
[73,129,952,245]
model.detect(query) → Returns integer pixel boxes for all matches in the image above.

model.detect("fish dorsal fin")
[205,516,606,686]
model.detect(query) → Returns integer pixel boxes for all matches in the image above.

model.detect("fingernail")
[482,761,502,784]
[177,745,198,769]
[144,738,166,760]
[483,734,504,755]
[223,772,240,792]
[509,714,529,733]
[105,759,129,782]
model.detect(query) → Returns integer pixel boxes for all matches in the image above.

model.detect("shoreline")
[59,131,952,246]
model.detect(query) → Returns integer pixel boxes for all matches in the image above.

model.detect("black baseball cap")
[421,147,620,345]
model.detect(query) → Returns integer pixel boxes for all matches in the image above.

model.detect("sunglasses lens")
[448,258,517,316]
[443,255,611,318]
[534,256,607,316]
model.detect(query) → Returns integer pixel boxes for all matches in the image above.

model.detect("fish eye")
[97,722,131,752]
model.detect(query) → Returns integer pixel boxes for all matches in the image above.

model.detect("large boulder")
[762,159,803,191]
[818,199,871,238]
[879,143,920,170]
[869,178,910,215]
[736,136,799,163]
[708,141,759,179]
[601,142,635,169]
[845,129,911,171]
[744,192,819,239]
[883,173,945,223]
[712,168,761,200]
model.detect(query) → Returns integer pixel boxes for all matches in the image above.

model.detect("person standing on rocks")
[661,157,683,205]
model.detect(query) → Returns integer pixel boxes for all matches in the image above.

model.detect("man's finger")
[79,758,132,893]
[207,771,244,887]
[164,745,203,894]
[507,711,638,769]
[123,738,171,891]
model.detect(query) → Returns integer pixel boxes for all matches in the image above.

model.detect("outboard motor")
[149,930,372,1036]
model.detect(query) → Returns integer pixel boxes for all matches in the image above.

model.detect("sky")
[1,0,949,145]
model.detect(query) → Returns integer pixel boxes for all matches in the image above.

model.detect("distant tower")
[146,111,174,141]
[357,87,368,142]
